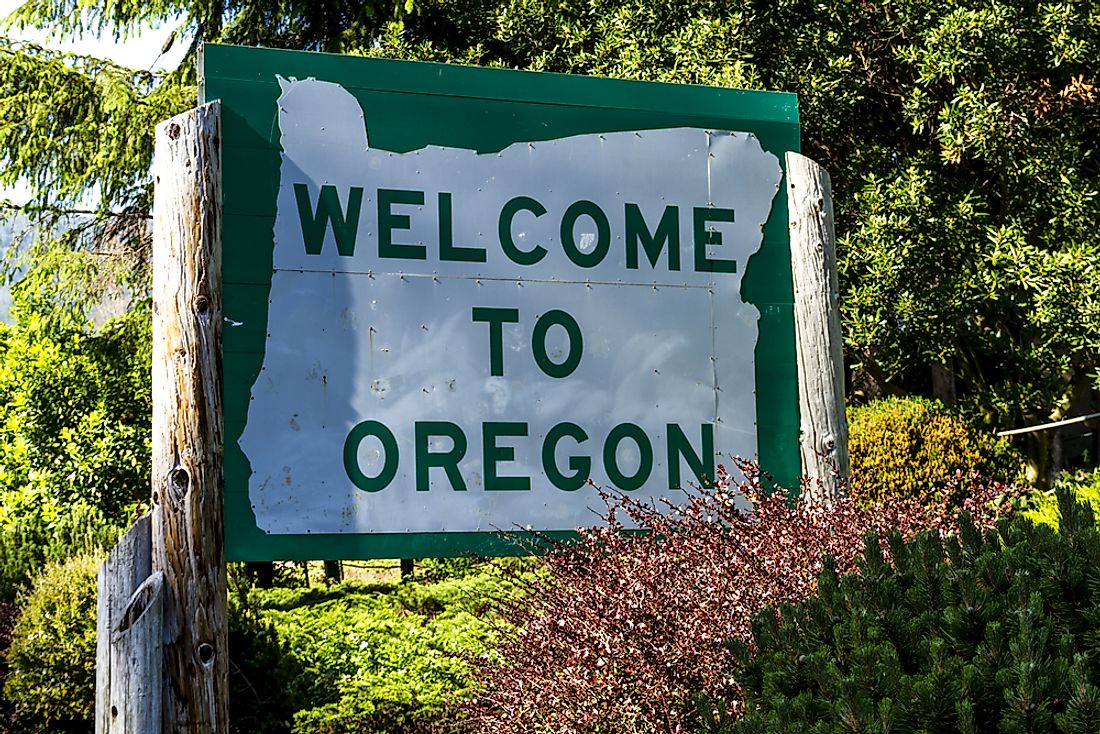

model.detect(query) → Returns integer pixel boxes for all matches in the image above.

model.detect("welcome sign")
[200,44,801,560]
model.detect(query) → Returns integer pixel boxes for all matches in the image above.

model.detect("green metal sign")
[200,43,801,561]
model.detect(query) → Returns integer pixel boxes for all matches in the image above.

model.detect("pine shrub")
[848,397,1022,503]
[464,463,1023,734]
[713,489,1100,733]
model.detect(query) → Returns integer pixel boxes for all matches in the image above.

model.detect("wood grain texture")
[96,515,163,734]
[787,152,849,506]
[151,102,228,733]
[110,573,165,734]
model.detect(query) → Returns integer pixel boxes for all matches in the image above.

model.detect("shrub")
[1025,469,1100,529]
[0,601,18,734]
[1,557,315,734]
[463,464,1024,734]
[417,557,480,582]
[227,568,309,734]
[0,501,122,603]
[252,567,517,734]
[711,490,1100,733]
[3,553,99,733]
[848,396,1022,503]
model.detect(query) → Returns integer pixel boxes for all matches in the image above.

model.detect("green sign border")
[199,43,801,561]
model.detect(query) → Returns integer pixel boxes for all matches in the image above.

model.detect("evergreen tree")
[0,0,413,313]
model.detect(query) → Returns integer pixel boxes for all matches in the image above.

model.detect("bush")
[0,553,513,734]
[1,557,315,734]
[0,501,122,603]
[227,569,309,734]
[0,601,18,734]
[252,567,516,734]
[3,553,99,733]
[848,397,1022,503]
[1025,469,1100,529]
[711,490,1100,733]
[463,464,1024,734]
[416,557,480,582]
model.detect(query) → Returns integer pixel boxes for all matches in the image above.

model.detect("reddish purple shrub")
[463,462,1023,734]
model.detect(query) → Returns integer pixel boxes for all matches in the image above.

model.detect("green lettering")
[693,207,737,273]
[603,423,653,491]
[560,200,611,268]
[625,203,680,271]
[379,188,427,260]
[532,309,583,378]
[415,421,468,491]
[499,196,548,265]
[667,423,715,489]
[472,307,520,376]
[438,192,486,263]
[294,183,363,257]
[543,422,590,491]
[483,422,531,491]
[343,420,398,492]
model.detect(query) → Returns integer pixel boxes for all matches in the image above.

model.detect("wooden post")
[787,152,849,506]
[323,560,343,584]
[151,102,228,732]
[96,514,164,734]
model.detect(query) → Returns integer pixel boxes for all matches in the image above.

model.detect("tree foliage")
[0,0,409,306]
[3,0,1097,433]
[0,293,150,599]
[0,41,190,300]
[373,0,1100,436]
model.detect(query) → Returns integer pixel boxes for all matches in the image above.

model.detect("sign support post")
[151,101,229,732]
[787,151,849,505]
[95,514,164,734]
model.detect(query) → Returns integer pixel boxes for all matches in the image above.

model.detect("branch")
[0,37,165,82]
[0,201,150,221]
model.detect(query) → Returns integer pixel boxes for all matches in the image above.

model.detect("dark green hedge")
[705,489,1100,733]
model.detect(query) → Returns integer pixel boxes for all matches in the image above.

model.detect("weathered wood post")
[151,101,228,732]
[95,514,164,734]
[787,152,849,506]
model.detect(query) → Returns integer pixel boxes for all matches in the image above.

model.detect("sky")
[0,0,190,203]
[0,0,186,68]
